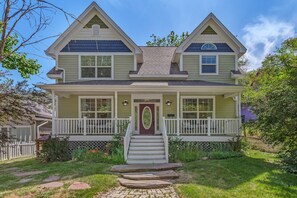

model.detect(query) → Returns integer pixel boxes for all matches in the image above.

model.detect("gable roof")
[45,1,142,58]
[175,13,246,56]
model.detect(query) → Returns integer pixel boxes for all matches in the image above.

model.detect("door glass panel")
[142,106,152,129]
[134,106,138,131]
[156,106,160,131]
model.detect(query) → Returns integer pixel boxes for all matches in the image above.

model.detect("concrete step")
[118,178,172,189]
[129,142,164,147]
[121,170,179,180]
[129,146,164,151]
[126,159,167,165]
[131,136,163,139]
[128,150,165,155]
[130,139,163,143]
[128,155,165,160]
[111,163,182,173]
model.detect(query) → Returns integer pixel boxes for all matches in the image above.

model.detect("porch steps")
[127,135,166,164]
[111,164,182,189]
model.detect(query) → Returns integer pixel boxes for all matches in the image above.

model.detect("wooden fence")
[0,141,36,161]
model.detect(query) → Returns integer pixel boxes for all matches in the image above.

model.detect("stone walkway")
[96,186,179,198]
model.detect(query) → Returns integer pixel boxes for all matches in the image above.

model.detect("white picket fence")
[0,141,36,161]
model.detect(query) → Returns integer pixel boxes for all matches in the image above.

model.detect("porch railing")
[164,118,241,136]
[124,117,132,161]
[162,117,169,163]
[53,118,130,135]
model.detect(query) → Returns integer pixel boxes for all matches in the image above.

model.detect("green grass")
[0,158,118,197]
[175,150,297,198]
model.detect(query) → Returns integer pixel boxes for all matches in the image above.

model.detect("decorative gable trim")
[201,26,217,35]
[185,43,234,52]
[84,15,108,28]
[175,13,246,56]
[45,2,142,59]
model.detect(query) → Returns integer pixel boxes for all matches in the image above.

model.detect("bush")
[72,146,124,164]
[208,151,243,159]
[176,150,205,162]
[39,136,70,162]
[280,149,297,174]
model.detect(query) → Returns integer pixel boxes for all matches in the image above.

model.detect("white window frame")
[201,43,217,51]
[79,55,114,80]
[181,96,216,119]
[78,96,114,118]
[199,54,219,75]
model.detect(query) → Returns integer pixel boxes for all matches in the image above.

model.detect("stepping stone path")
[68,182,91,190]
[96,186,179,198]
[13,170,45,177]
[43,175,61,183]
[19,178,33,184]
[111,163,182,189]
[41,181,64,188]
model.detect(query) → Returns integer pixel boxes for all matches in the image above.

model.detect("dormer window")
[201,43,217,51]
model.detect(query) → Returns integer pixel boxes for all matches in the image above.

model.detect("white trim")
[78,54,114,80]
[133,55,137,71]
[180,53,183,71]
[78,96,114,118]
[183,52,235,55]
[181,96,216,118]
[178,136,235,142]
[128,74,188,80]
[66,135,114,141]
[199,54,219,75]
[59,52,133,55]
[201,43,217,50]
[45,2,142,58]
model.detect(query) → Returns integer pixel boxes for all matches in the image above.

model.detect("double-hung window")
[182,97,214,119]
[80,97,113,118]
[200,55,218,75]
[80,55,112,79]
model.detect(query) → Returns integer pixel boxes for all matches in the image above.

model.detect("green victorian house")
[39,2,246,164]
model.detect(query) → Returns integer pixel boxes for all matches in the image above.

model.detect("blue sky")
[4,0,297,85]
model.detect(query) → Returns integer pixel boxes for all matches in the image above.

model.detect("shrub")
[39,136,70,162]
[208,151,243,159]
[176,150,205,162]
[280,149,297,174]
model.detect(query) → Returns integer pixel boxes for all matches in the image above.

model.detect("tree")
[146,31,189,47]
[244,38,297,173]
[0,0,76,77]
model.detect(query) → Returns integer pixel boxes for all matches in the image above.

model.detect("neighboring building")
[241,104,256,123]
[1,104,52,142]
[39,2,246,164]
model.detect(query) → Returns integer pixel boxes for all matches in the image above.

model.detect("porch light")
[165,100,172,106]
[122,100,129,106]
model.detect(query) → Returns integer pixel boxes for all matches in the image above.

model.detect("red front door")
[139,104,155,135]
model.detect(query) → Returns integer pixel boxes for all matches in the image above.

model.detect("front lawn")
[176,150,297,198]
[0,158,118,197]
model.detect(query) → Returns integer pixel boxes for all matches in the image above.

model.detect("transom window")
[80,55,112,79]
[201,43,217,51]
[80,97,112,118]
[182,97,214,119]
[201,55,218,74]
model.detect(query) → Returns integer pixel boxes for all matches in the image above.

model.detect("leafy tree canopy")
[243,38,297,173]
[146,31,189,47]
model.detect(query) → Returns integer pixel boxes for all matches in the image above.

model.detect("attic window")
[92,25,100,36]
[84,15,108,29]
[201,43,217,51]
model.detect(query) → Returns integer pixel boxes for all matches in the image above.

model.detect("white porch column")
[115,91,118,134]
[177,91,180,136]
[52,90,55,136]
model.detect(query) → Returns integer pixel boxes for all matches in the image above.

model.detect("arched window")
[201,43,217,51]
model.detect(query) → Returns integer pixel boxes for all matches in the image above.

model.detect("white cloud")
[242,16,295,70]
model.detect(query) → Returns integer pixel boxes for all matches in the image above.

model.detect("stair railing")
[162,117,169,163]
[124,116,132,161]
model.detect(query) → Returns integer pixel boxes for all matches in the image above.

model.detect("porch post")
[115,91,118,134]
[51,90,55,136]
[177,91,180,136]
[238,92,242,136]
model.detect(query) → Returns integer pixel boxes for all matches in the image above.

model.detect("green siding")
[117,95,131,118]
[58,55,79,82]
[58,96,79,118]
[84,15,108,28]
[215,95,236,118]
[201,26,217,35]
[183,55,235,84]
[114,55,134,80]
[163,95,177,118]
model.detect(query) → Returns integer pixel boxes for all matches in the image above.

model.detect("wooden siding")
[183,54,235,84]
[114,55,134,80]
[58,55,79,82]
[58,96,79,118]
[117,95,131,118]
[216,95,236,118]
